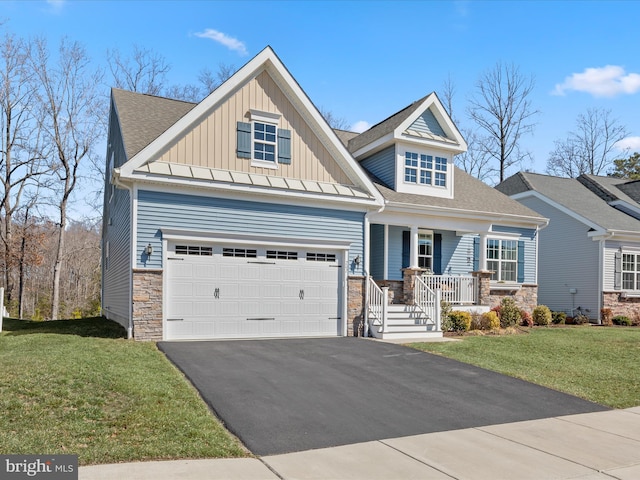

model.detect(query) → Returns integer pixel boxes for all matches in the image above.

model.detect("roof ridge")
[577,174,618,202]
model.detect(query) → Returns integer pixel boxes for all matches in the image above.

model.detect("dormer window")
[404,151,447,187]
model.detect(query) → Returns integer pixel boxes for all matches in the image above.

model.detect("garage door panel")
[166,245,342,340]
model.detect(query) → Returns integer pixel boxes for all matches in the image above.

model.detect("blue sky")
[2,0,639,180]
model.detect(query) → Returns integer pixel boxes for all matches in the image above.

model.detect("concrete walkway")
[80,407,640,479]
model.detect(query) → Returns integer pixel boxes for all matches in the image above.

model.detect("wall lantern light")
[145,244,153,256]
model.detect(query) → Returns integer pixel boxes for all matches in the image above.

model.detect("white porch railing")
[367,276,388,333]
[414,275,441,331]
[421,274,477,305]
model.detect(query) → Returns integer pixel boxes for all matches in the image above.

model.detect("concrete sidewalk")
[80,407,640,480]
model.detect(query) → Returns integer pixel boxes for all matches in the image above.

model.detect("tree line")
[0,25,636,320]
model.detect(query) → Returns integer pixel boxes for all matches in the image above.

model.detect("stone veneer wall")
[374,280,404,304]
[473,271,537,312]
[602,291,640,321]
[347,276,365,337]
[132,269,163,341]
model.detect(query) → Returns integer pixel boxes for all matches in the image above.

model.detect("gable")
[146,69,352,185]
[407,109,447,138]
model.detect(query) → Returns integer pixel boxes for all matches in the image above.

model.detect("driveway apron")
[158,337,608,456]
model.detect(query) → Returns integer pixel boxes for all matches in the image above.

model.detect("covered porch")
[364,217,533,339]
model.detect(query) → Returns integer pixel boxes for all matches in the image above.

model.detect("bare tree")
[468,62,538,183]
[198,63,235,95]
[107,44,169,95]
[0,33,50,309]
[30,37,103,319]
[546,108,628,177]
[319,107,350,130]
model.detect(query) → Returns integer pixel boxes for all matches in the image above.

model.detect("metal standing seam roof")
[497,172,640,233]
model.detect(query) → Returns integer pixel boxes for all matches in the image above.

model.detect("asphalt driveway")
[158,337,608,456]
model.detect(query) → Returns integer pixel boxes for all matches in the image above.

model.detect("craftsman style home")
[498,171,640,321]
[102,46,546,341]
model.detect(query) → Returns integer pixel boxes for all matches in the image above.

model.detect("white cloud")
[553,65,640,97]
[351,121,371,133]
[194,29,248,56]
[615,136,640,152]
[46,0,65,13]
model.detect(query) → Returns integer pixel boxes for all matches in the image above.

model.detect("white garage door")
[165,243,342,340]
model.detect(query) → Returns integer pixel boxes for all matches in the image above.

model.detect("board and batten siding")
[150,70,351,186]
[102,186,131,328]
[518,196,599,314]
[360,146,396,189]
[136,189,366,273]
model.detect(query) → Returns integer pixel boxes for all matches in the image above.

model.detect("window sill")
[490,283,521,291]
[251,160,279,170]
[621,291,640,298]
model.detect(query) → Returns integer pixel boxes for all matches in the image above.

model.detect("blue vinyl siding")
[387,226,406,280]
[102,184,131,328]
[438,231,476,275]
[360,146,396,189]
[369,224,384,279]
[136,190,366,274]
[409,109,446,137]
[101,106,132,329]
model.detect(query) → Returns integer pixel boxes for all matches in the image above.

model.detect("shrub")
[532,305,552,326]
[499,297,521,328]
[447,310,472,332]
[573,313,589,325]
[469,312,483,331]
[440,301,453,331]
[552,311,566,325]
[613,315,632,326]
[481,311,500,330]
[600,308,613,326]
[520,310,533,327]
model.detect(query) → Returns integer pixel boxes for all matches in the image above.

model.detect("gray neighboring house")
[497,171,640,321]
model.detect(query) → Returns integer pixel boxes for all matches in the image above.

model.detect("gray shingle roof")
[112,88,196,160]
[376,167,545,219]
[347,95,430,153]
[497,172,640,233]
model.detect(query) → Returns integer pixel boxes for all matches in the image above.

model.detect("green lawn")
[409,326,640,409]
[0,318,247,465]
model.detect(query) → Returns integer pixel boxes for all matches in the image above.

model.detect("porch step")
[369,303,442,340]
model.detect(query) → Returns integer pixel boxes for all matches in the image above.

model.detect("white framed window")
[622,253,640,290]
[487,239,517,282]
[253,122,277,162]
[418,231,433,270]
[404,151,447,187]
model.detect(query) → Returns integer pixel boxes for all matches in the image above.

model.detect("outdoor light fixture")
[354,255,361,266]
[145,244,153,255]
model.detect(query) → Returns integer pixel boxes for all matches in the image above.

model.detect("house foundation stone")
[348,276,365,337]
[473,271,537,312]
[132,269,163,341]
[602,291,640,321]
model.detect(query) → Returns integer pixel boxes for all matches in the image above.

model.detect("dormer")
[348,93,467,200]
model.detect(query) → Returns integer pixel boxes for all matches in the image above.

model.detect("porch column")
[383,224,389,279]
[479,232,488,271]
[409,225,419,268]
